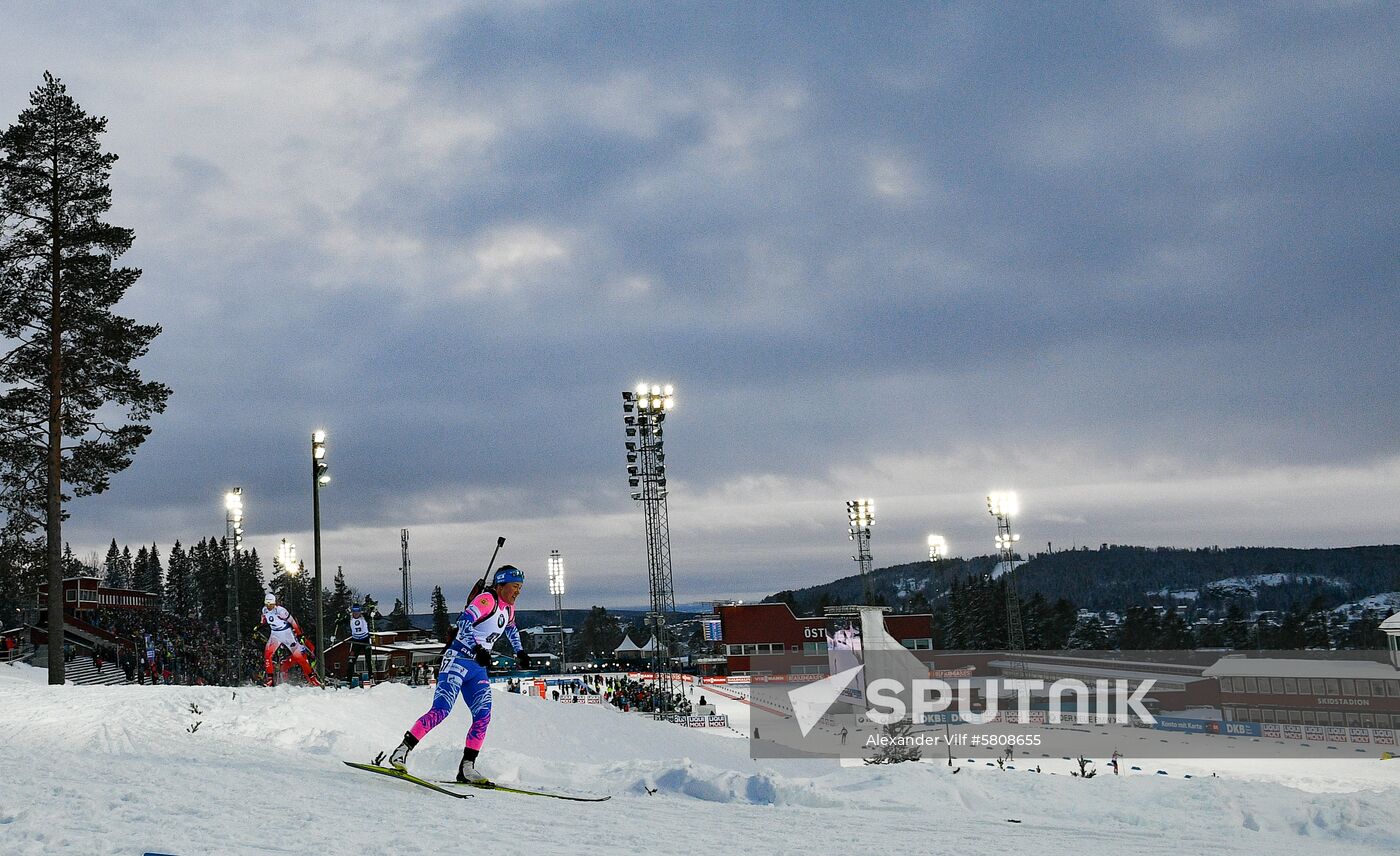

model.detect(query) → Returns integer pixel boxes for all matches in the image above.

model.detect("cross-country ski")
[343,761,475,799]
[433,780,612,802]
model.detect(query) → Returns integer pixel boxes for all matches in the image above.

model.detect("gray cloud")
[2,2,1398,610]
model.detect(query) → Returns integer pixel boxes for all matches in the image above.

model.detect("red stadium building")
[38,576,161,614]
[715,603,935,677]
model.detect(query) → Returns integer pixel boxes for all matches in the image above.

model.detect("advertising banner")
[1154,716,1221,735]
[826,615,864,706]
[1220,720,1261,737]
[666,714,730,728]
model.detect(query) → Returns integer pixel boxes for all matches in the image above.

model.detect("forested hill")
[766,545,1400,616]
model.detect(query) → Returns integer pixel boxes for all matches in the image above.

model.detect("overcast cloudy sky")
[2,2,1397,610]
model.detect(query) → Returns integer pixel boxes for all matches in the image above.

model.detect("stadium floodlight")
[277,539,298,576]
[986,491,1018,518]
[224,487,245,683]
[225,489,244,519]
[927,534,948,561]
[548,550,565,597]
[620,380,679,718]
[846,498,875,602]
[313,431,330,487]
[310,430,330,680]
[846,498,874,532]
[549,550,565,675]
[987,490,1027,678]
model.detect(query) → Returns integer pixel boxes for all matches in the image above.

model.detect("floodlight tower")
[927,534,948,562]
[311,430,329,680]
[622,381,678,719]
[224,488,245,682]
[548,550,565,675]
[987,492,1027,678]
[846,499,875,603]
[276,539,298,576]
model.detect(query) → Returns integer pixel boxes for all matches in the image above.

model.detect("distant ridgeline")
[766,545,1400,617]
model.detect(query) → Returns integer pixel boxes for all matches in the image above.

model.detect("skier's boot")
[388,732,417,771]
[456,747,492,786]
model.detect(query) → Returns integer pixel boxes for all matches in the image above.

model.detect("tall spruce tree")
[431,585,451,642]
[133,545,148,591]
[0,536,41,627]
[237,547,267,639]
[139,542,163,599]
[193,537,229,629]
[62,542,87,577]
[164,540,195,616]
[0,73,171,683]
[326,566,354,641]
[387,598,410,631]
[573,606,624,659]
[1223,602,1251,650]
[102,538,125,588]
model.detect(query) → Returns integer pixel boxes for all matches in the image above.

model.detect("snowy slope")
[2,663,1398,856]
[1203,573,1348,597]
[1333,592,1400,618]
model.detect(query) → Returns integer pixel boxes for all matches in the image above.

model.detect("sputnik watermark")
[865,678,1157,726]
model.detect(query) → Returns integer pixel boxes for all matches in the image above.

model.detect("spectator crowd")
[74,608,264,685]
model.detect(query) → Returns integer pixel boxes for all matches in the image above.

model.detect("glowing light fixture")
[927,534,948,561]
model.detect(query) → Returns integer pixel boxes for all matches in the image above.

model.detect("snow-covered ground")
[700,677,1400,789]
[2,663,1397,855]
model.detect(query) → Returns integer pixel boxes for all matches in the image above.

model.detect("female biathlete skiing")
[387,565,532,784]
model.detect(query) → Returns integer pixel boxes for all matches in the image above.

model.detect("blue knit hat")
[492,565,525,586]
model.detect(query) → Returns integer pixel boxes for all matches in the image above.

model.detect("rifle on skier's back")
[435,537,506,665]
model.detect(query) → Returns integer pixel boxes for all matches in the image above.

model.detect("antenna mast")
[400,528,413,618]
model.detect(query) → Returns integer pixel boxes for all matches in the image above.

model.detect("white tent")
[1383,612,1400,668]
[613,634,660,658]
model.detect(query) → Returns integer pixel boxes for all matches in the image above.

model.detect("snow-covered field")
[2,663,1397,856]
[704,677,1400,791]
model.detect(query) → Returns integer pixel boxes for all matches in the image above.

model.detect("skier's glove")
[473,647,493,669]
[516,650,532,670]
